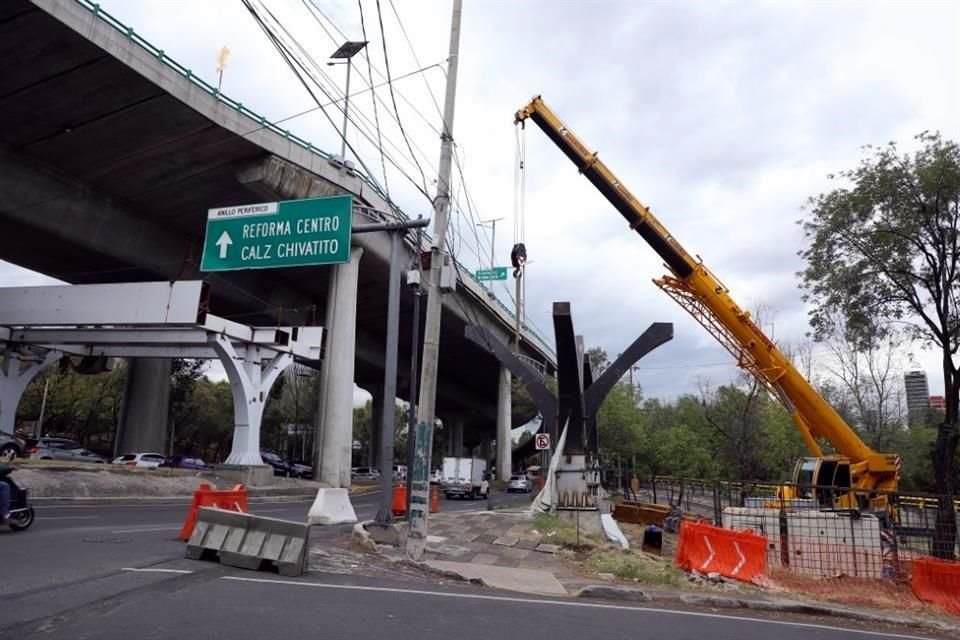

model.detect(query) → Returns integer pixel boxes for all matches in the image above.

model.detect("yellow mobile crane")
[515,96,901,512]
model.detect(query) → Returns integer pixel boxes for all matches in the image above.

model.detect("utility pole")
[406,220,424,518]
[406,0,462,561]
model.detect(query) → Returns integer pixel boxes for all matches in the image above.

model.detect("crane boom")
[515,95,900,494]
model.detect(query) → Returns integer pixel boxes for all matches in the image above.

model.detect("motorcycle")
[4,471,35,531]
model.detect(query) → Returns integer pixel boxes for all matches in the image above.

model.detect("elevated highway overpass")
[0,0,555,485]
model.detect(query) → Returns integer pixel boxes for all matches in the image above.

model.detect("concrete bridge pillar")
[496,365,512,481]
[448,420,464,457]
[115,358,171,456]
[315,246,363,488]
[369,384,384,468]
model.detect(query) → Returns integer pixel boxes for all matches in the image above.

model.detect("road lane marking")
[110,526,182,533]
[122,568,193,574]
[220,576,937,640]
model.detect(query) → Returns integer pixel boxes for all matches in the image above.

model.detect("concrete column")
[496,365,512,481]
[211,338,291,466]
[451,420,464,457]
[369,384,385,468]
[480,439,491,467]
[315,246,363,488]
[115,358,171,455]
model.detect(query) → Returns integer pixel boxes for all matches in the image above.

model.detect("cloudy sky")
[3,0,958,400]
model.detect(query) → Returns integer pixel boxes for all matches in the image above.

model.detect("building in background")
[930,395,946,411]
[904,371,931,418]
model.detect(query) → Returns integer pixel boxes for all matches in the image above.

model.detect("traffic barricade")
[912,556,960,614]
[675,520,767,582]
[178,483,249,541]
[392,484,407,516]
[430,484,440,513]
[186,507,309,577]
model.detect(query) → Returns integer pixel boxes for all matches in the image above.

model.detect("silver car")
[29,437,107,463]
[507,474,533,493]
[0,431,24,459]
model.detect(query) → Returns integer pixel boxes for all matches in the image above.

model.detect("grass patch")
[532,512,603,547]
[587,550,685,588]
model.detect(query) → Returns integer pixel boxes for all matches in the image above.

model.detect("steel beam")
[0,281,207,326]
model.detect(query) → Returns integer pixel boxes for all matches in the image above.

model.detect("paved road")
[0,491,947,640]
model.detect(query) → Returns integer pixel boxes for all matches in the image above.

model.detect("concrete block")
[185,507,309,576]
[213,464,275,487]
[307,488,357,525]
[365,522,404,546]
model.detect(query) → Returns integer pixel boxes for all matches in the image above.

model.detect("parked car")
[507,473,533,493]
[351,467,380,481]
[28,437,107,463]
[0,431,24,460]
[260,451,293,477]
[430,469,442,484]
[158,455,208,470]
[289,462,313,479]
[111,452,166,469]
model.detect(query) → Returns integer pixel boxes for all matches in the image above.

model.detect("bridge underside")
[0,0,549,438]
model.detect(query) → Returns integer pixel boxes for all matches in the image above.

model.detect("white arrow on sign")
[215,231,233,259]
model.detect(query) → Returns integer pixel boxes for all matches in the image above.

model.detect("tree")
[820,314,907,451]
[586,347,609,375]
[800,133,960,557]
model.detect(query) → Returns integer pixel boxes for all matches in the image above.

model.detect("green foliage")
[511,377,538,426]
[799,132,960,493]
[17,359,126,454]
[596,382,643,460]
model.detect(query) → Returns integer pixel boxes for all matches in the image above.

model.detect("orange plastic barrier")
[391,484,438,516]
[178,483,249,540]
[912,557,960,614]
[392,484,408,516]
[675,520,767,582]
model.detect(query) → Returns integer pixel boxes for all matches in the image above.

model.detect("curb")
[574,585,955,634]
[33,486,377,506]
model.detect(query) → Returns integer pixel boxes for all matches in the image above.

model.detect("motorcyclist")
[0,462,11,524]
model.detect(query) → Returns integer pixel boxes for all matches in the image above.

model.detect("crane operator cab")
[791,457,853,507]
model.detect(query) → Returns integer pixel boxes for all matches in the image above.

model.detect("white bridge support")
[0,346,60,435]
[0,282,321,470]
[210,335,292,466]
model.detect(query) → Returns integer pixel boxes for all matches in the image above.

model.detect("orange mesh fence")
[912,557,960,615]
[675,520,766,582]
[178,483,249,540]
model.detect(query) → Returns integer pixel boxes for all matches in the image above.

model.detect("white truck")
[441,457,488,499]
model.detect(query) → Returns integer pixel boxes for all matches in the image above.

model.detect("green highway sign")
[200,195,352,271]
[475,267,508,281]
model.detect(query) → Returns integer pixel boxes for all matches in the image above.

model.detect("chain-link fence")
[624,476,960,578]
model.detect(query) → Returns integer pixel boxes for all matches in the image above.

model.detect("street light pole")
[477,218,504,271]
[341,58,352,161]
[328,40,368,164]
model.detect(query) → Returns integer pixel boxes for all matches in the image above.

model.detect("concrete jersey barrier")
[186,507,309,576]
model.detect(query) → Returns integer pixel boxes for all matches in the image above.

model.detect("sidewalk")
[363,509,959,637]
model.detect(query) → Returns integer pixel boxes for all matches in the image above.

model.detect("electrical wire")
[244,0,432,203]
[357,0,390,202]
[302,0,444,138]
[387,0,444,121]
[374,0,430,196]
